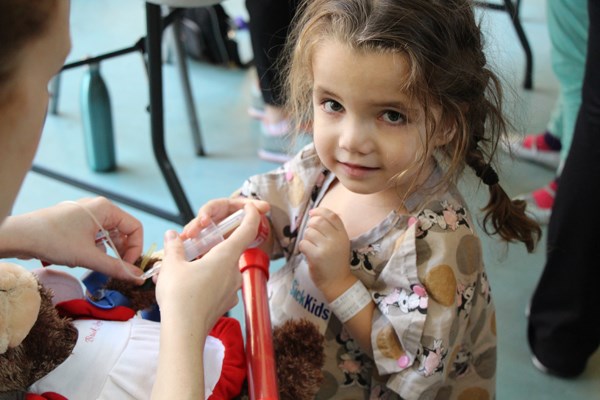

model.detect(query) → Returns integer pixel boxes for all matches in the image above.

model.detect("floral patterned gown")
[237,144,496,400]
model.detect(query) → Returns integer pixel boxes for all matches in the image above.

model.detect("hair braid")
[466,140,541,252]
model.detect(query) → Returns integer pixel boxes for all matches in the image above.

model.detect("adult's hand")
[152,203,262,400]
[0,197,144,281]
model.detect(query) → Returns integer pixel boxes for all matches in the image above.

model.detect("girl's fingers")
[308,207,344,230]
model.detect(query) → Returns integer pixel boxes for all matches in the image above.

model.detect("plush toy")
[0,261,324,400]
[0,263,77,396]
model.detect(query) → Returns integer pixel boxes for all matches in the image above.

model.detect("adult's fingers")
[162,230,186,263]
[88,251,144,282]
[213,204,262,256]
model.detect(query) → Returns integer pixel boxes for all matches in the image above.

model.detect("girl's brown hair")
[282,0,540,252]
[0,0,58,101]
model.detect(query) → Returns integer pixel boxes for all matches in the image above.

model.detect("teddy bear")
[0,260,325,400]
[0,262,79,398]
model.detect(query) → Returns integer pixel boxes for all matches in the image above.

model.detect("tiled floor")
[11,0,599,398]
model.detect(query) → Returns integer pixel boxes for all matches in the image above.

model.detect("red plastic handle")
[239,248,279,400]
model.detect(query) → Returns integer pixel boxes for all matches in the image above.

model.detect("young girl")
[191,0,540,398]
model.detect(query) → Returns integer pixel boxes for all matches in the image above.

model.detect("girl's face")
[311,40,439,204]
[0,1,71,220]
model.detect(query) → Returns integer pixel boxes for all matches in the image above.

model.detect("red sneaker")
[515,179,558,225]
[504,132,561,170]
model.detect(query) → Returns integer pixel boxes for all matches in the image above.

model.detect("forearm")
[152,312,209,400]
[0,213,44,259]
[322,276,375,357]
[342,302,375,357]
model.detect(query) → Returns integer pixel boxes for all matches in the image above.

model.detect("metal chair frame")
[36,3,197,225]
[475,0,533,89]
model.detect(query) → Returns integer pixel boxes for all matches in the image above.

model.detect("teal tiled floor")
[11,0,599,398]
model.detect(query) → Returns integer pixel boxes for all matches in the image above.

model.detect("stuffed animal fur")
[0,261,325,399]
[273,319,325,400]
[100,256,161,311]
[0,262,77,393]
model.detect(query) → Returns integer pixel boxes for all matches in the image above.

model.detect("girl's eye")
[382,110,406,125]
[323,100,344,113]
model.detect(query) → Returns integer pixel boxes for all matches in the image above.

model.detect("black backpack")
[180,5,249,68]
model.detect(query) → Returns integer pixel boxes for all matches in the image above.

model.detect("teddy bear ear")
[31,268,84,305]
[0,262,42,354]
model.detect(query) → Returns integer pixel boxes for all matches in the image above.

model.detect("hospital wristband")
[329,280,372,323]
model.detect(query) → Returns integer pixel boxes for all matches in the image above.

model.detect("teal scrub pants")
[546,0,589,168]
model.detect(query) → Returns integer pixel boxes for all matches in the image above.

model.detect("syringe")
[140,209,268,280]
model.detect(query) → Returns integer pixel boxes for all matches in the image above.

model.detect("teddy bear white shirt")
[29,318,224,399]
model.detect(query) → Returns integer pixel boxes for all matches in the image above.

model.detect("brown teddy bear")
[0,261,324,399]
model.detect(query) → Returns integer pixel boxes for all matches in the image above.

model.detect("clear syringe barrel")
[141,209,269,280]
[183,209,269,261]
[183,209,243,261]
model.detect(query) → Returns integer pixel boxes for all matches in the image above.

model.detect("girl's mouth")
[339,161,378,178]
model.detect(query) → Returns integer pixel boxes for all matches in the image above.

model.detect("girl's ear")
[433,128,455,147]
[432,114,457,148]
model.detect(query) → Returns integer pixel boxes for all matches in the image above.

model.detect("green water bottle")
[80,62,116,172]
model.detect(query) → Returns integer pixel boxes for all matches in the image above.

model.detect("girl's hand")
[182,197,270,240]
[298,207,353,298]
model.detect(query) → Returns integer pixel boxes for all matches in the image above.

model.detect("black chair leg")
[504,0,533,89]
[48,75,61,115]
[474,0,534,89]
[146,3,195,224]
[170,12,206,156]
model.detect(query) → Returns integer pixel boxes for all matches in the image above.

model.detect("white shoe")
[513,180,557,225]
[531,354,551,374]
[531,354,584,378]
[514,192,552,225]
[503,133,561,170]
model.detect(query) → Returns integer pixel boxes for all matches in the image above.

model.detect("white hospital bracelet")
[329,280,372,323]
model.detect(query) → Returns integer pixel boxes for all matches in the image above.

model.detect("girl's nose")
[338,117,373,154]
